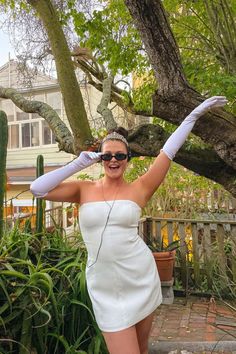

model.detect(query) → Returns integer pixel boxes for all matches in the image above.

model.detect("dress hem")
[99,297,162,333]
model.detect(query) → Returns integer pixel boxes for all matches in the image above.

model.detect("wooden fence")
[139,216,236,291]
[6,206,236,293]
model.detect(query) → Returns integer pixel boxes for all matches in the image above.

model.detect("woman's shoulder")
[77,179,96,186]
[62,179,95,187]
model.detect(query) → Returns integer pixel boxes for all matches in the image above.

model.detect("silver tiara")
[102,132,129,146]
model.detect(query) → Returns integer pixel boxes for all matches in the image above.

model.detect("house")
[0,59,135,228]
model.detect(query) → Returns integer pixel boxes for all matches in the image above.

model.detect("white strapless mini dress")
[79,200,162,332]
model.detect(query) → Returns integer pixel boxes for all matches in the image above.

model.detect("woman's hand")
[30,151,101,198]
[75,151,102,169]
[162,95,228,160]
[188,96,228,118]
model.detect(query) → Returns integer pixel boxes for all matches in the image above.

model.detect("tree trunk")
[124,0,236,171]
[124,0,190,94]
[27,0,93,153]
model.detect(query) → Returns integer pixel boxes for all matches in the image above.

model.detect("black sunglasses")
[101,153,128,161]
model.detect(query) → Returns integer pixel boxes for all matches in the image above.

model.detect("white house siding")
[7,146,72,169]
[0,60,58,89]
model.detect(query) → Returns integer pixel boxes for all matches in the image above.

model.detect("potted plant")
[148,238,180,282]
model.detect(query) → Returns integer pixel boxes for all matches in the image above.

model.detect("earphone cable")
[87,180,121,268]
[87,202,114,268]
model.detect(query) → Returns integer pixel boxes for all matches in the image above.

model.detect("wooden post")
[216,224,227,281]
[178,222,187,288]
[138,218,146,240]
[231,197,236,214]
[141,217,152,244]
[192,222,201,288]
[203,223,212,289]
[156,220,162,246]
[167,221,173,245]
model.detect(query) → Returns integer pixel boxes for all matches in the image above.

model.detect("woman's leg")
[135,311,155,354]
[102,325,140,354]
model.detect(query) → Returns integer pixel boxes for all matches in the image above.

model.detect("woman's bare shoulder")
[75,179,96,186]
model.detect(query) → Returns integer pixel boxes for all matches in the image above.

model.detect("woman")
[30,96,227,354]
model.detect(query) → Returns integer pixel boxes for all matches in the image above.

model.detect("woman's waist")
[86,242,153,276]
[85,233,148,262]
[83,229,142,248]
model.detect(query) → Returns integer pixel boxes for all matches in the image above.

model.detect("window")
[8,125,19,149]
[22,123,30,147]
[3,90,61,150]
[42,120,56,145]
[22,122,39,147]
[31,122,40,146]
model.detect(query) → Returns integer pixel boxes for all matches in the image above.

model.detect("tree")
[163,0,236,100]
[0,0,235,196]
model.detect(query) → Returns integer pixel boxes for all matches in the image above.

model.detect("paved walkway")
[149,296,236,354]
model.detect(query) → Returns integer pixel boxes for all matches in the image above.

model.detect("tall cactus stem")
[36,155,45,234]
[0,111,8,238]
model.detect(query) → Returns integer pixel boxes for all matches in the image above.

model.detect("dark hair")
[107,126,129,140]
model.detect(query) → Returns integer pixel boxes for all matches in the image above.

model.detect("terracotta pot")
[153,250,176,282]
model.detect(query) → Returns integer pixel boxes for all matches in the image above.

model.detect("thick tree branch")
[152,91,236,170]
[0,86,74,154]
[128,124,236,197]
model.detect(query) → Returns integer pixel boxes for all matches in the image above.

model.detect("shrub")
[0,224,108,354]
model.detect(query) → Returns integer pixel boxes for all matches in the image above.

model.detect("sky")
[0,30,16,67]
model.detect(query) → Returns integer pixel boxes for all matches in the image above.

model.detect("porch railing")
[6,206,63,230]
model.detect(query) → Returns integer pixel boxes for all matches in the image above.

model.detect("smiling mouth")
[108,164,120,170]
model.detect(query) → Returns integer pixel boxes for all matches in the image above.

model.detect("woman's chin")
[105,168,123,178]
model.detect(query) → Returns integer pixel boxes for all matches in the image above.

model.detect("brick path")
[150,296,236,353]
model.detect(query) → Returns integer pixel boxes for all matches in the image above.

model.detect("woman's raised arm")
[138,96,228,201]
[30,151,101,203]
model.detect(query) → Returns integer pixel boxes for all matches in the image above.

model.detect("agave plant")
[0,223,108,354]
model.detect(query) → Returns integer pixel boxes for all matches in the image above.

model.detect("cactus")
[36,155,44,234]
[0,111,8,238]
